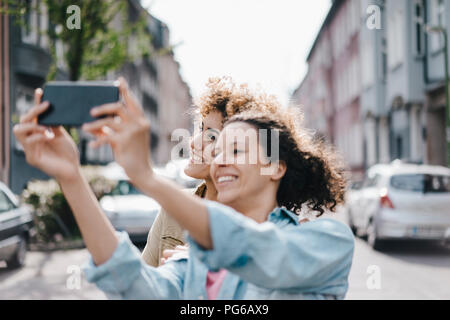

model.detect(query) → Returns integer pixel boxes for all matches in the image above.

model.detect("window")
[388,9,405,69]
[364,173,381,188]
[431,0,446,51]
[21,0,38,45]
[381,38,388,81]
[0,191,15,213]
[391,174,450,193]
[413,1,424,55]
[362,36,375,88]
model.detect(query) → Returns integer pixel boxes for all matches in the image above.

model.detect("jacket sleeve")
[83,231,186,299]
[186,200,354,292]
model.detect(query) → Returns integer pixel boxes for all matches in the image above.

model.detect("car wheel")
[367,219,384,251]
[6,235,27,269]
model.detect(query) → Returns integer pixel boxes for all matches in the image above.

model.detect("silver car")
[346,161,450,250]
[0,182,33,268]
[100,180,161,243]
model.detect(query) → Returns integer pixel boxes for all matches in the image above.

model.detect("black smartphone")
[38,81,120,126]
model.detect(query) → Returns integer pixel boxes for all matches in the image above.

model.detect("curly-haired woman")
[141,76,277,267]
[13,77,354,299]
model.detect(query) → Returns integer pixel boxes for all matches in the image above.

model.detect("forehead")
[203,110,224,129]
[219,121,258,143]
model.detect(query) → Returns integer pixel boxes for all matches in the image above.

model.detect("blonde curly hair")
[193,76,283,122]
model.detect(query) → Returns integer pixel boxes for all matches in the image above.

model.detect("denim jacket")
[83,200,355,300]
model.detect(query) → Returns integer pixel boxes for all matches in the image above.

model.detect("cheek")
[203,143,216,163]
[184,163,210,179]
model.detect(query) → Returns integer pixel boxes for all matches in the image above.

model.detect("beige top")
[141,183,207,267]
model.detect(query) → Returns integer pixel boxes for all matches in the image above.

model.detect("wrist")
[57,167,84,187]
[129,165,156,191]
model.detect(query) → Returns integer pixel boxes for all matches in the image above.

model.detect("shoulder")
[299,218,355,246]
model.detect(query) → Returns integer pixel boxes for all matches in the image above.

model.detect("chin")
[184,164,209,180]
[217,190,240,207]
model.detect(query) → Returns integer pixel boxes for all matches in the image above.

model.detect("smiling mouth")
[216,175,238,185]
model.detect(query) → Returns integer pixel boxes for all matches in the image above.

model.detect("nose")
[191,131,203,152]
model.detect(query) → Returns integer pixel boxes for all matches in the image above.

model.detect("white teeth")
[217,176,236,183]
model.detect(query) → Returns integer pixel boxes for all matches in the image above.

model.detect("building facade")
[292,0,365,180]
[292,0,450,182]
[85,0,193,166]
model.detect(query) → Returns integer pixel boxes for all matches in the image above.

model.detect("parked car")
[0,182,33,269]
[100,179,161,243]
[346,160,450,250]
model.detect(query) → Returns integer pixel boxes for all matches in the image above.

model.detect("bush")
[21,166,117,244]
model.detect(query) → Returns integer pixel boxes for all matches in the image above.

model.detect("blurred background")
[0,0,449,300]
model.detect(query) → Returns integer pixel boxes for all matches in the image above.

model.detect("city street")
[1,211,449,300]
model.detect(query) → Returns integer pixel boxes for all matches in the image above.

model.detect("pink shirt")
[206,269,228,300]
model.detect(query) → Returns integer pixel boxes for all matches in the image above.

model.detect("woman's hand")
[12,89,80,183]
[82,77,153,186]
[160,245,189,265]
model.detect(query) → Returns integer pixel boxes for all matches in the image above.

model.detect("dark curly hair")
[225,109,347,217]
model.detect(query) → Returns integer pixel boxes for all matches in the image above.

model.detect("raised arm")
[82,78,214,250]
[186,200,355,293]
[13,89,118,266]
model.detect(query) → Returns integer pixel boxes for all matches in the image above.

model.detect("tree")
[3,0,154,81]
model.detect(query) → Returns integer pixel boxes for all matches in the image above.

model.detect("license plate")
[412,226,444,237]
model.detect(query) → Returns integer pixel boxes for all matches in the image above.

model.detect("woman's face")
[184,110,223,180]
[210,121,283,207]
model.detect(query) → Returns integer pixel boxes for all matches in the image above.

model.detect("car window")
[363,173,380,188]
[390,174,450,193]
[350,181,363,190]
[109,180,142,196]
[0,191,15,213]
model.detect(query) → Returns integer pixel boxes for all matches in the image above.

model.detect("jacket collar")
[269,207,299,225]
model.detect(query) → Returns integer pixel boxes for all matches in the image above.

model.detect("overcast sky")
[142,0,331,106]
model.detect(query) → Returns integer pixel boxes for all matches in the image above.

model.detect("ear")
[270,160,287,182]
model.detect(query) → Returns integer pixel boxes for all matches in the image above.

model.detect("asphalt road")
[1,211,449,300]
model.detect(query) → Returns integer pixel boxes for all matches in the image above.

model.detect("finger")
[118,77,144,115]
[13,123,47,140]
[20,101,50,123]
[24,132,49,146]
[160,258,166,265]
[91,102,127,119]
[162,249,177,259]
[34,88,43,107]
[82,117,122,133]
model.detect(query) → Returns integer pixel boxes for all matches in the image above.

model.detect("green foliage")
[5,0,154,81]
[21,166,117,244]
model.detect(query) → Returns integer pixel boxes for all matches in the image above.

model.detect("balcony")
[13,43,51,79]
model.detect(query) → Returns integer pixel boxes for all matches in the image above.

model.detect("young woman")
[13,77,354,299]
[142,77,273,267]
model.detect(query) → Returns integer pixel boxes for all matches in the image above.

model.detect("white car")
[346,160,450,250]
[100,179,161,243]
